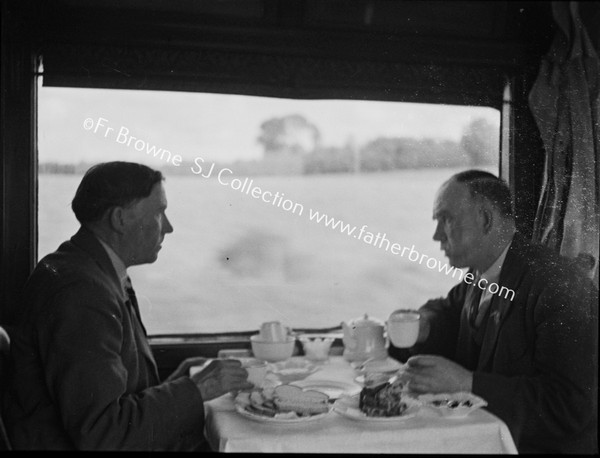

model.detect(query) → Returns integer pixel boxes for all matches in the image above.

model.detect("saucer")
[352,357,404,375]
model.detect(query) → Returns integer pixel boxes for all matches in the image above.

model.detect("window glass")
[38,86,499,334]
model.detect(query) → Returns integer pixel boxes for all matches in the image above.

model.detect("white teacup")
[242,359,269,387]
[387,310,420,348]
[260,321,287,342]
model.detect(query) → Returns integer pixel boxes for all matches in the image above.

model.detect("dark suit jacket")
[4,227,205,450]
[390,234,598,454]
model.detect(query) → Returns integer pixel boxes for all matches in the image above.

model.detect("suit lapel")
[70,227,160,382]
[478,235,529,369]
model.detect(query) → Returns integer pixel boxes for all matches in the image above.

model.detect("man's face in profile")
[122,182,174,266]
[432,180,485,269]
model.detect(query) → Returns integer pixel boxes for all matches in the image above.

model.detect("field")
[38,167,480,334]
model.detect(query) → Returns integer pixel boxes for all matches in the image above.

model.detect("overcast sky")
[39,85,500,166]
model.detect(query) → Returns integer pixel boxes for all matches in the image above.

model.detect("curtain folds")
[529,1,600,285]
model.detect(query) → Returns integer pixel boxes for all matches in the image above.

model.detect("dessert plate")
[269,360,319,383]
[333,394,421,422]
[290,379,362,400]
[353,373,403,386]
[418,392,487,418]
[352,357,404,375]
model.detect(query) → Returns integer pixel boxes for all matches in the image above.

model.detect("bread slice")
[273,384,329,415]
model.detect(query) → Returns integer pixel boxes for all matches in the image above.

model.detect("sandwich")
[273,385,330,415]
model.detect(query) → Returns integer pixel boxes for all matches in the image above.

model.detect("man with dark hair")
[4,162,252,451]
[71,161,165,224]
[389,169,598,454]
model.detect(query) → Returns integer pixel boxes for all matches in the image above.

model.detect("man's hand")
[403,354,473,393]
[165,356,208,382]
[190,359,253,401]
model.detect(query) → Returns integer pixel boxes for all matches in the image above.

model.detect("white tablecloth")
[204,357,518,454]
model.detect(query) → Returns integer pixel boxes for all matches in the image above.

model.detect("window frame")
[1,1,549,356]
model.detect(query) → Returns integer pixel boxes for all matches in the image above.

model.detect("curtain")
[529,1,600,285]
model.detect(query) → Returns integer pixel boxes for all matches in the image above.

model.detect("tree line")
[257,114,498,175]
[39,114,498,175]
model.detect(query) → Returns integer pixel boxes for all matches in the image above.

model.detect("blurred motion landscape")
[38,89,498,334]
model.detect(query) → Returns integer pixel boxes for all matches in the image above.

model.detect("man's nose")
[163,215,174,234]
[432,221,445,242]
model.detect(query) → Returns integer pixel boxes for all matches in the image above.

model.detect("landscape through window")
[38,86,499,334]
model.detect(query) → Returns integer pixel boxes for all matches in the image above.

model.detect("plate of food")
[333,379,421,422]
[290,379,362,400]
[418,392,487,418]
[234,385,332,423]
[268,359,320,383]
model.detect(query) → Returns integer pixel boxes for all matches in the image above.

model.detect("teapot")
[341,314,387,362]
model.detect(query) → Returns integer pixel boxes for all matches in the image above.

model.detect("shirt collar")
[96,236,129,290]
[478,235,514,284]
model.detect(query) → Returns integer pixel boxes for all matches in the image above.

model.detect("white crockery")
[333,394,421,422]
[299,336,334,361]
[251,335,295,362]
[242,359,269,387]
[341,314,387,362]
[387,310,420,348]
[269,359,319,382]
[260,321,288,341]
[418,392,487,418]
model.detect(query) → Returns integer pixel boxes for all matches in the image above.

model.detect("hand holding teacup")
[242,359,269,387]
[386,309,420,348]
[190,358,253,401]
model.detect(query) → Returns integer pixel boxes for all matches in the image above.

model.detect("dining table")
[203,355,518,454]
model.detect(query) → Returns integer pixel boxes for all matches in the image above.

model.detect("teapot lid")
[353,313,383,327]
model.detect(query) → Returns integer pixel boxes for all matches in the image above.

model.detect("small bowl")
[299,336,334,361]
[250,335,295,362]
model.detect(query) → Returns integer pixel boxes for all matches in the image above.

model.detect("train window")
[38,85,499,334]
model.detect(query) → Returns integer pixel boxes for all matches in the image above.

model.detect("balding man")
[390,170,598,454]
[5,162,252,451]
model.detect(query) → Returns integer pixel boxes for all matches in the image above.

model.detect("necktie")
[124,277,148,336]
[467,280,484,328]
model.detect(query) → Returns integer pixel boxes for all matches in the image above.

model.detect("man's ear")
[108,206,127,234]
[480,204,494,234]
